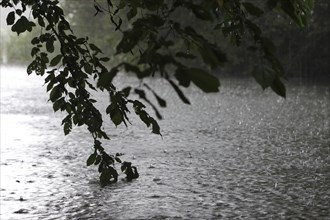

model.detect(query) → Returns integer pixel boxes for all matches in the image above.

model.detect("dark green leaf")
[46,81,54,92]
[189,68,220,93]
[89,43,103,54]
[168,79,190,104]
[94,155,102,165]
[154,93,166,107]
[31,37,40,45]
[6,11,15,25]
[134,89,146,99]
[100,167,111,183]
[175,68,191,87]
[99,57,110,62]
[11,16,30,35]
[150,118,161,135]
[84,63,93,74]
[111,108,123,126]
[102,153,114,165]
[31,47,40,57]
[116,31,140,54]
[279,0,303,27]
[121,87,131,97]
[115,157,122,163]
[109,166,118,180]
[144,84,167,107]
[121,164,126,172]
[15,9,22,16]
[63,119,72,135]
[198,46,226,69]
[252,66,275,89]
[27,21,36,32]
[49,85,62,102]
[50,55,62,67]
[53,97,65,112]
[137,110,151,127]
[271,77,286,98]
[121,63,142,77]
[87,153,97,166]
[98,162,104,173]
[38,16,45,27]
[107,104,123,126]
[76,37,86,44]
[97,68,118,89]
[46,39,55,53]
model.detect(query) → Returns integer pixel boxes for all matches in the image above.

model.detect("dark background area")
[1,1,329,80]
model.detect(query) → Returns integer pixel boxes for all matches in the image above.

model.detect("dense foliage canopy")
[1,0,315,185]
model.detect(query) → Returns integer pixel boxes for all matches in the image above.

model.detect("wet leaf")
[150,118,161,135]
[98,162,104,173]
[63,119,72,135]
[189,68,220,93]
[50,55,62,67]
[271,77,286,98]
[89,43,103,54]
[100,167,111,183]
[97,68,118,89]
[175,68,191,88]
[84,63,93,74]
[11,16,30,35]
[94,155,101,165]
[168,79,190,104]
[87,153,97,166]
[6,11,15,25]
[110,107,123,126]
[99,57,110,62]
[49,85,62,102]
[154,94,166,107]
[107,103,123,126]
[46,39,55,53]
[31,37,40,45]
[121,87,131,97]
[252,65,275,89]
[38,16,45,27]
[115,157,122,163]
[144,84,167,108]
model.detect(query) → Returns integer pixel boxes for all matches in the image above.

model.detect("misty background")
[1,1,329,80]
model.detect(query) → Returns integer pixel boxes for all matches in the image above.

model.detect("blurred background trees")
[2,0,328,79]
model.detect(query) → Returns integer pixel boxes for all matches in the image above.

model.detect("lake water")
[1,66,329,219]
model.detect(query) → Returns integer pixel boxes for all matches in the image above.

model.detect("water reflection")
[1,66,329,219]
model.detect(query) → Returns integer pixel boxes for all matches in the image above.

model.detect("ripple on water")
[1,67,330,219]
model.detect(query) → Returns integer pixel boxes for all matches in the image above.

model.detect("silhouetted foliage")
[1,0,315,185]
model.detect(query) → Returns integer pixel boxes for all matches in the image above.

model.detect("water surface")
[1,66,329,219]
